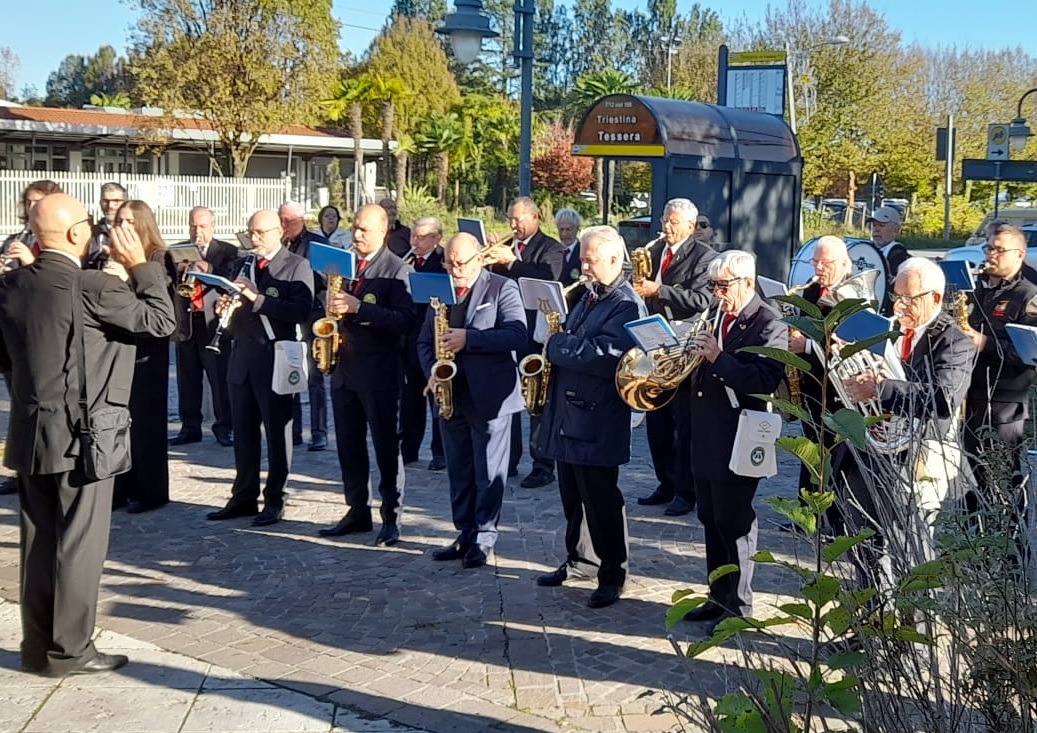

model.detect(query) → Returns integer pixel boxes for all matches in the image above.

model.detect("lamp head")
[1009,117,1033,153]
[437,0,499,64]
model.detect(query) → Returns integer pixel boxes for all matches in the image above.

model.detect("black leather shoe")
[428,456,447,471]
[462,544,492,569]
[206,502,259,521]
[402,453,419,465]
[318,512,372,537]
[375,521,400,546]
[587,585,623,609]
[307,436,327,452]
[520,469,554,489]
[432,542,470,561]
[65,652,129,676]
[507,467,518,478]
[536,566,568,587]
[637,487,674,506]
[169,432,203,446]
[664,496,695,516]
[214,432,234,448]
[0,477,18,495]
[126,500,167,514]
[292,435,303,447]
[252,506,283,527]
[682,601,725,623]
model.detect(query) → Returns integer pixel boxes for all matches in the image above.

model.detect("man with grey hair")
[867,206,909,314]
[634,197,716,517]
[536,225,647,608]
[87,181,127,268]
[278,201,331,451]
[681,250,787,632]
[555,208,584,289]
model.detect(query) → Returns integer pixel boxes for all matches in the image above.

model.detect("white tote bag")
[728,408,782,478]
[261,315,309,395]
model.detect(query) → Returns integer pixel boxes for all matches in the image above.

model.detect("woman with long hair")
[111,200,176,513]
[1,179,62,272]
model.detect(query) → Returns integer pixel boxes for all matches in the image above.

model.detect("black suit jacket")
[227,247,314,386]
[331,247,415,392]
[688,295,788,482]
[387,222,412,258]
[0,251,176,475]
[404,248,446,347]
[879,312,976,439]
[417,269,528,423]
[491,228,565,356]
[647,236,716,321]
[173,238,239,341]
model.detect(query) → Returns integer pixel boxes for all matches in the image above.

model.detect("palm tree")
[322,76,375,207]
[414,111,463,204]
[364,73,412,197]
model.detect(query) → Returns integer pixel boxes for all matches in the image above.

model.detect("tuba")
[312,273,344,375]
[615,307,722,411]
[429,296,457,419]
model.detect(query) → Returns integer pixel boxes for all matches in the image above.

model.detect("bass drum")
[787,237,888,307]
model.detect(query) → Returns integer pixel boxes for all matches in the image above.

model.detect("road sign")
[987,124,1010,160]
[962,158,1037,183]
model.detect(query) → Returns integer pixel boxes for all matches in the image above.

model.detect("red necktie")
[900,328,915,361]
[31,241,40,257]
[191,281,204,311]
[258,258,269,270]
[818,285,829,300]
[516,241,526,257]
[660,248,673,276]
[455,286,469,301]
[353,258,368,295]
[721,313,736,340]
[415,255,425,268]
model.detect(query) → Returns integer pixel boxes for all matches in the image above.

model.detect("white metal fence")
[0,171,290,242]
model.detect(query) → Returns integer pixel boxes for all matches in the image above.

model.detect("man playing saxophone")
[417,233,527,569]
[680,251,787,633]
[534,226,647,609]
[633,198,716,518]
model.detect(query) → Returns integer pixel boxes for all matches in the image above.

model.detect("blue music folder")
[1006,324,1037,367]
[309,243,356,278]
[409,272,456,305]
[940,259,977,292]
[835,309,894,355]
[624,314,679,351]
[189,272,241,295]
[457,217,487,247]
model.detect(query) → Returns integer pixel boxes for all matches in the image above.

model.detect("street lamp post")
[660,32,682,93]
[1009,87,1037,154]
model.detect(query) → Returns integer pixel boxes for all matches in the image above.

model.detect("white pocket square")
[475,302,492,311]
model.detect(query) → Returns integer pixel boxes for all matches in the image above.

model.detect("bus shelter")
[573,94,801,281]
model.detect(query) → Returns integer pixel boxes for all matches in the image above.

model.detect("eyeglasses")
[445,252,482,270]
[247,226,280,238]
[811,257,841,266]
[891,290,934,305]
[66,217,92,236]
[696,221,711,229]
[707,277,745,292]
[982,244,1024,256]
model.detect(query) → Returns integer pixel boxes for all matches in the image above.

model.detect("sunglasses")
[696,221,711,229]
[707,277,744,292]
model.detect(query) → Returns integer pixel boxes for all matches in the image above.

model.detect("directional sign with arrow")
[988,123,1010,160]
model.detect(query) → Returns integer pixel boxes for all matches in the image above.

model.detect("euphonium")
[519,298,563,416]
[429,296,457,419]
[312,273,344,375]
[615,307,722,411]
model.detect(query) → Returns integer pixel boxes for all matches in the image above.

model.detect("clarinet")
[205,254,256,354]
[1,229,33,269]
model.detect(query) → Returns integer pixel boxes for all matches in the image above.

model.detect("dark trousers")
[695,476,759,616]
[557,462,629,587]
[175,313,232,436]
[510,412,552,475]
[19,471,113,675]
[115,337,169,508]
[964,402,1029,550]
[645,385,695,503]
[292,369,327,442]
[331,385,401,524]
[400,342,443,461]
[442,405,512,548]
[228,378,294,509]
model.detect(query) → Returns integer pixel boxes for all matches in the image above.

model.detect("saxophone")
[782,276,818,409]
[631,235,660,287]
[312,273,344,375]
[429,296,457,419]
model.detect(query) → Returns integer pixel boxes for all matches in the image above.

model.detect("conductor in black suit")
[399,216,447,470]
[633,198,716,517]
[169,206,239,447]
[536,226,647,608]
[681,251,787,633]
[207,209,314,528]
[317,204,415,546]
[484,196,565,489]
[0,193,176,676]
[419,233,528,569]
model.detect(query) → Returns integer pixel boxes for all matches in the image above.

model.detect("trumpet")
[206,254,256,354]
[481,235,514,266]
[177,268,197,299]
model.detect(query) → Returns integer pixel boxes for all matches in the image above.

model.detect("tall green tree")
[131,0,339,177]
[44,45,131,108]
[363,73,412,191]
[323,75,375,204]
[414,111,463,203]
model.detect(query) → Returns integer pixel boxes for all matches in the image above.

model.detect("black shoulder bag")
[72,274,133,481]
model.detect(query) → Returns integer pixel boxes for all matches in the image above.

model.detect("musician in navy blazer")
[207,210,314,528]
[418,233,528,569]
[536,226,647,609]
[485,197,565,488]
[318,204,415,546]
[683,251,787,631]
[634,198,717,517]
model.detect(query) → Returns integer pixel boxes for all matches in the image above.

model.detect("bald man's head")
[444,233,483,288]
[30,193,93,257]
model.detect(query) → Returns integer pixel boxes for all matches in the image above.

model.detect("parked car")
[943,224,1037,270]
[964,209,1037,246]
[617,216,658,250]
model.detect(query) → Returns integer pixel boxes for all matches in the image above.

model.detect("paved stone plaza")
[0,377,810,732]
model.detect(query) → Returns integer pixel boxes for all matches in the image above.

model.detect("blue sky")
[3,0,1031,97]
